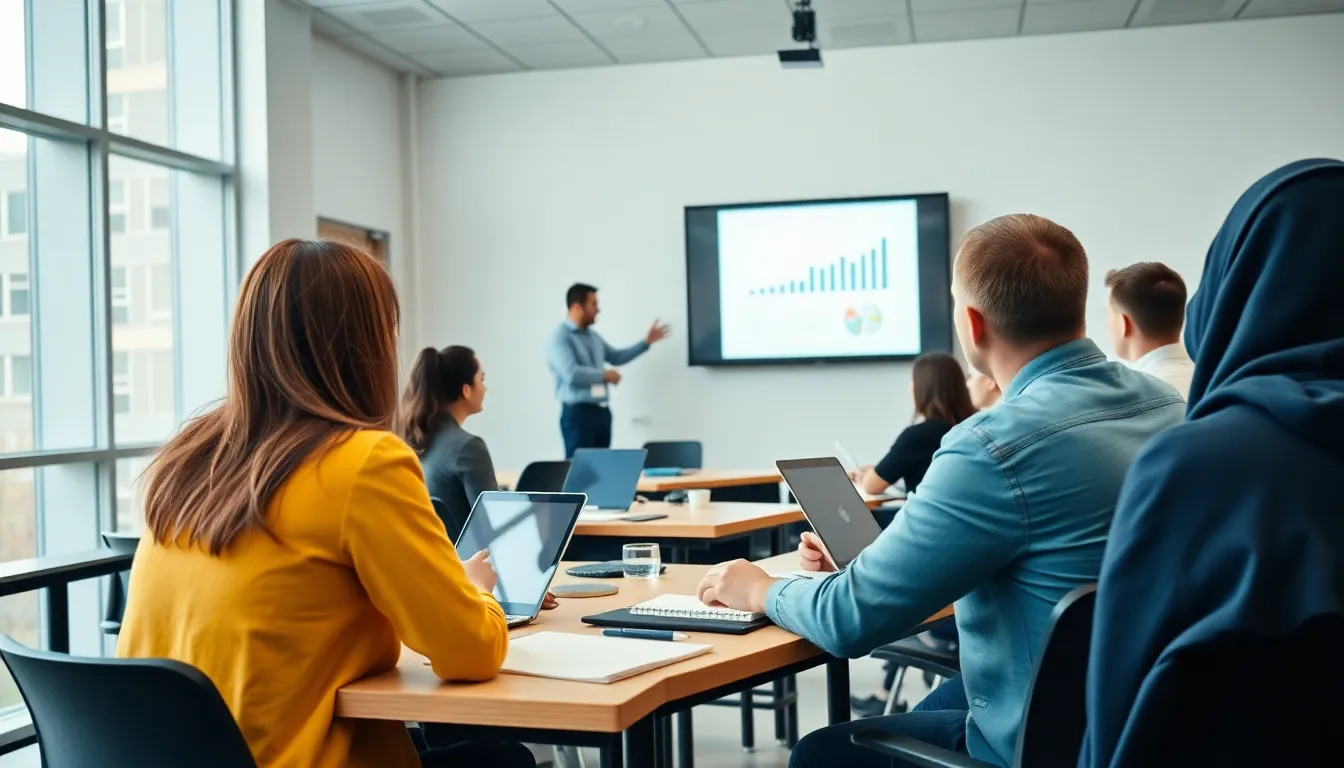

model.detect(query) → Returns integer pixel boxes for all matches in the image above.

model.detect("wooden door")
[317,218,388,266]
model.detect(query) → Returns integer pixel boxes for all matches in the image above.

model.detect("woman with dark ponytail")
[399,346,495,541]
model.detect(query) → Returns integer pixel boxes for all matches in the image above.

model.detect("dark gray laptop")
[777,457,884,570]
[454,491,587,627]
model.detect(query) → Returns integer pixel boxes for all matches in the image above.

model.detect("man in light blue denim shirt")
[699,214,1184,768]
[546,283,670,458]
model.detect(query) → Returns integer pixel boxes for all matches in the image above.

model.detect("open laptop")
[776,457,885,578]
[454,491,587,628]
[563,448,648,513]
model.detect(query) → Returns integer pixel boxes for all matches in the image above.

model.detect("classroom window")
[112,351,131,415]
[111,266,130,325]
[109,179,128,233]
[149,263,171,315]
[107,93,127,134]
[3,190,26,237]
[11,355,31,398]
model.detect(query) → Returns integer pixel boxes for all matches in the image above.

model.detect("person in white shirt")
[1105,261,1196,399]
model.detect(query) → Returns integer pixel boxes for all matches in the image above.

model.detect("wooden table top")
[573,497,896,539]
[496,468,784,494]
[335,557,952,733]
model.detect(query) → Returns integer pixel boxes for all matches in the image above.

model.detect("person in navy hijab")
[1079,159,1344,767]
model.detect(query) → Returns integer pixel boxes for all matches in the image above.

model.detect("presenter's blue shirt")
[545,321,648,405]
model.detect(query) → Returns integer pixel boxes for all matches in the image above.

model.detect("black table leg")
[740,687,755,752]
[658,715,674,767]
[677,709,695,768]
[600,732,624,768]
[625,716,656,768]
[46,583,69,654]
[827,658,851,725]
[785,675,800,747]
[773,677,787,742]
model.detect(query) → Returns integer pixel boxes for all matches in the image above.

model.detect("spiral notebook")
[630,594,766,623]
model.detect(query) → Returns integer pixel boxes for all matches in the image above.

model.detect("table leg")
[600,732,624,768]
[740,687,755,752]
[785,675,800,747]
[46,583,70,654]
[773,677,786,743]
[657,715,673,767]
[827,658,851,725]
[677,709,695,768]
[625,716,656,768]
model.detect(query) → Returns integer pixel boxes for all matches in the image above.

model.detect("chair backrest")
[99,532,141,636]
[515,460,571,492]
[642,440,703,470]
[0,636,257,768]
[1012,583,1097,768]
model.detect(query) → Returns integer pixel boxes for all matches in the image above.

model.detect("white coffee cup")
[687,489,711,508]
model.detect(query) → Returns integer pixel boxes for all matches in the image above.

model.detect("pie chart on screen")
[844,304,883,336]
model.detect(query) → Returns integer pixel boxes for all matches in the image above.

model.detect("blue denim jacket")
[767,339,1184,766]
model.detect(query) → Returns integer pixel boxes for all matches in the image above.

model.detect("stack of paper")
[501,631,712,684]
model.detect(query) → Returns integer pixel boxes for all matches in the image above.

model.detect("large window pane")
[0,130,33,455]
[0,0,23,109]
[115,456,152,533]
[106,0,225,160]
[0,467,37,712]
[111,156,176,444]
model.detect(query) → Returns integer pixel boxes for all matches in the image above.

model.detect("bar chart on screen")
[717,199,922,360]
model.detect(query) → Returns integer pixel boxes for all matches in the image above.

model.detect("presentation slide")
[716,199,922,361]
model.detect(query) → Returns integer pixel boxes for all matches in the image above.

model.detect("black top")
[420,418,498,542]
[873,419,954,493]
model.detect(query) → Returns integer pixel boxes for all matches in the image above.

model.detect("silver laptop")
[776,457,884,577]
[454,491,587,627]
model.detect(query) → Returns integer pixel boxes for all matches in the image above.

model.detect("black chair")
[99,532,140,636]
[852,584,1097,768]
[0,636,257,767]
[514,460,571,492]
[642,440,703,470]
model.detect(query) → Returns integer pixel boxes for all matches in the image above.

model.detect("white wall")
[415,15,1344,469]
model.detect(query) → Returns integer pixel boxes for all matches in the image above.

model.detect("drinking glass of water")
[622,543,661,580]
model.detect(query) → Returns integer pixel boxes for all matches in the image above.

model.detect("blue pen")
[602,628,689,642]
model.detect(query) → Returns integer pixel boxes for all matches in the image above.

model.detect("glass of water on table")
[622,543,661,580]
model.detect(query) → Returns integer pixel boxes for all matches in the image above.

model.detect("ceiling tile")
[696,24,792,56]
[552,0,669,11]
[913,6,1021,41]
[324,0,449,32]
[675,0,789,30]
[329,33,436,74]
[820,15,912,48]
[413,47,522,75]
[602,33,708,62]
[425,0,558,22]
[468,14,588,45]
[1130,0,1241,26]
[1241,0,1344,17]
[910,0,1020,10]
[310,9,361,36]
[1022,0,1135,35]
[568,5,694,38]
[307,0,396,7]
[364,22,484,52]
[811,0,908,20]
[504,39,614,68]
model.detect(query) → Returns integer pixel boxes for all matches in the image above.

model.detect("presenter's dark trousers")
[561,402,612,458]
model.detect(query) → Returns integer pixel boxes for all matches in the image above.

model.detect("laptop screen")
[455,492,585,616]
[562,449,648,509]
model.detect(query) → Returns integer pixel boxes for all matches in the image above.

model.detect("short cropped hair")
[1105,262,1187,339]
[956,214,1088,344]
[566,283,597,309]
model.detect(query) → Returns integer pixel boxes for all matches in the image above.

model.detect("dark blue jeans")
[560,403,612,458]
[790,675,969,768]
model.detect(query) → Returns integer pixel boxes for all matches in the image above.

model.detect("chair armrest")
[850,731,995,768]
[870,639,960,679]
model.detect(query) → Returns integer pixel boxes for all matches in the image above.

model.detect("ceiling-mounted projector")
[780,0,822,69]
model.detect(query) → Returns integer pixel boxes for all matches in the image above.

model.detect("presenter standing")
[546,283,671,458]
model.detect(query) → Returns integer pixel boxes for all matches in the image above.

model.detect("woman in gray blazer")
[399,346,497,541]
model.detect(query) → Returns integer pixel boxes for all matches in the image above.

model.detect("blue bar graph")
[750,238,890,297]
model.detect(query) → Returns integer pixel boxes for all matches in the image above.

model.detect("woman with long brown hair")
[399,345,494,541]
[116,240,533,768]
[853,352,979,495]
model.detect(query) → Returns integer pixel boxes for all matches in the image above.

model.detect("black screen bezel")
[684,192,953,367]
